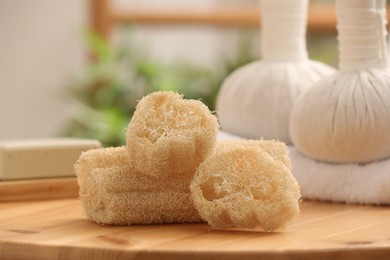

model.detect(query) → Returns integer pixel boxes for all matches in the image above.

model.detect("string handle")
[261,0,309,62]
[337,0,389,71]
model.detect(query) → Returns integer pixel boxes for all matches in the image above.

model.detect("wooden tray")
[0,199,389,259]
[0,177,78,202]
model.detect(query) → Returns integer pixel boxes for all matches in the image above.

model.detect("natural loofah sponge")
[95,165,194,193]
[75,147,202,225]
[75,146,129,215]
[88,189,202,225]
[126,91,219,177]
[216,140,292,170]
[76,146,128,176]
[190,140,300,231]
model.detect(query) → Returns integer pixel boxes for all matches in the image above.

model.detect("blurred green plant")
[61,28,337,147]
[61,30,256,147]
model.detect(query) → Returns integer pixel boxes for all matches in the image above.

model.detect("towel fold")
[290,147,390,205]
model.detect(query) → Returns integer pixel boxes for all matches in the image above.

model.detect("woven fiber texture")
[191,140,301,231]
[126,91,219,178]
[75,146,202,225]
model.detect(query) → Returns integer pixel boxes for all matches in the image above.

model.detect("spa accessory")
[191,140,300,231]
[290,0,390,163]
[126,91,218,178]
[0,138,100,180]
[76,147,202,225]
[216,0,335,144]
[289,0,390,204]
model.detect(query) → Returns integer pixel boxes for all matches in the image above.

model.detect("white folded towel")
[218,131,390,205]
[290,147,390,205]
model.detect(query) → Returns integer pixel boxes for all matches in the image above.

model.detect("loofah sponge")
[75,147,128,216]
[87,189,202,225]
[190,140,300,231]
[95,165,194,193]
[75,146,202,225]
[75,146,128,176]
[126,91,219,178]
[75,146,128,194]
[216,140,292,170]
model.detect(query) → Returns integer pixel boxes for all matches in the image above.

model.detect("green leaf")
[83,29,113,62]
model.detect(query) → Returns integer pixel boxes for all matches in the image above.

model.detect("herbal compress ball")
[290,0,390,163]
[216,0,335,143]
[190,140,301,231]
[126,91,219,178]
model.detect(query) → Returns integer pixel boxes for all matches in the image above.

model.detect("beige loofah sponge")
[75,146,128,176]
[95,165,194,193]
[216,140,292,170]
[88,189,202,225]
[75,147,129,216]
[190,140,300,231]
[126,91,219,178]
[75,147,128,192]
[75,146,202,225]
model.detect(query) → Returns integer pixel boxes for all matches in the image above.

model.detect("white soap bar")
[0,138,101,180]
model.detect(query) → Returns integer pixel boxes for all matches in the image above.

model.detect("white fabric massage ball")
[217,61,334,143]
[216,0,335,144]
[290,0,390,163]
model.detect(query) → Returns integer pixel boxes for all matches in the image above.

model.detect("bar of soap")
[0,138,101,180]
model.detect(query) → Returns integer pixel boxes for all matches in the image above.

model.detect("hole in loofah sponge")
[200,176,229,201]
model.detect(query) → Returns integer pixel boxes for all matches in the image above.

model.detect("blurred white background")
[0,0,89,139]
[0,0,259,140]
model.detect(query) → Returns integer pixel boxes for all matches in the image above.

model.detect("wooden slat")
[110,5,343,32]
[112,5,390,31]
[112,8,261,28]
[0,199,389,259]
[90,0,112,39]
[0,177,79,202]
[91,1,390,39]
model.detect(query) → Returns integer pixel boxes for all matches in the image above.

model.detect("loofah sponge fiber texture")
[75,146,128,214]
[86,188,202,225]
[75,146,202,225]
[190,140,301,231]
[126,91,219,178]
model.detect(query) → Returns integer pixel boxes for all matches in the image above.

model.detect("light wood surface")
[0,177,78,202]
[0,199,389,259]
